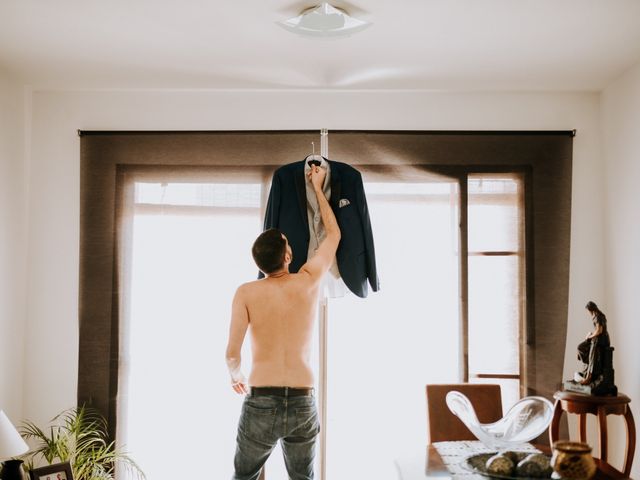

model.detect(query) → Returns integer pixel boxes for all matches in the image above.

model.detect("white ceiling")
[1,0,640,91]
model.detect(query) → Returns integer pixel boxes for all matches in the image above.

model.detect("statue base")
[564,380,593,395]
[568,344,618,396]
[564,377,617,397]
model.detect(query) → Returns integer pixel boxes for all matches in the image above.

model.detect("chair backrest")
[425,383,503,443]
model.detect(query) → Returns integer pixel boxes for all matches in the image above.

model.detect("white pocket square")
[338,199,350,208]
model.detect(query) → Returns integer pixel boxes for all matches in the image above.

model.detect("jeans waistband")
[250,386,314,397]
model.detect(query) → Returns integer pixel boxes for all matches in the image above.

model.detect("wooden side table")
[549,390,636,477]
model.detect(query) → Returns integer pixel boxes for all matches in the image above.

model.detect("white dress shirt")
[304,157,346,297]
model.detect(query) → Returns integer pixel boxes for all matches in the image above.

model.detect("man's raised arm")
[299,166,341,282]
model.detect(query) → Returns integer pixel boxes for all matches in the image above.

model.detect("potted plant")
[20,406,145,480]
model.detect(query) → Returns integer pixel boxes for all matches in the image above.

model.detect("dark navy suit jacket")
[260,158,380,298]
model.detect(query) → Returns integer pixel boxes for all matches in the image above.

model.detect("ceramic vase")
[551,441,597,480]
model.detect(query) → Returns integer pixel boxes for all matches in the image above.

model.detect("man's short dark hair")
[252,228,287,274]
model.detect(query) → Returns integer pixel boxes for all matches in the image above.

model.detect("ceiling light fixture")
[277,3,371,39]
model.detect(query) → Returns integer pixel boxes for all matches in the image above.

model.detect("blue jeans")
[232,391,320,480]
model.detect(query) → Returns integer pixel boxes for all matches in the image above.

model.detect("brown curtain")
[79,130,572,440]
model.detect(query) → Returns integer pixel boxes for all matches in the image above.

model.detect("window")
[467,174,526,409]
[116,169,527,479]
[79,131,572,480]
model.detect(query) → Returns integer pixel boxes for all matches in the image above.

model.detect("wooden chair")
[426,383,503,443]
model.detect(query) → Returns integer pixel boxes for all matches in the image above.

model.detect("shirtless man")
[226,165,340,480]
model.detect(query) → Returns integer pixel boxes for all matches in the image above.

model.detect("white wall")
[25,89,604,430]
[602,61,640,478]
[0,70,26,420]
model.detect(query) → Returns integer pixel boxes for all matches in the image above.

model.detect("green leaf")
[20,406,146,480]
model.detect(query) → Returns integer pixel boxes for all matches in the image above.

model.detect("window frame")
[463,172,529,400]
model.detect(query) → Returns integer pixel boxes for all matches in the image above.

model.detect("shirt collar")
[304,156,328,172]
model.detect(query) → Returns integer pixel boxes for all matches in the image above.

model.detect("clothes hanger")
[305,142,324,167]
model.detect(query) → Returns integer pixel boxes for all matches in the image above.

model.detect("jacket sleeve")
[355,172,380,292]
[257,171,281,279]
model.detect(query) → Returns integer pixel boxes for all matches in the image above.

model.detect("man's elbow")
[225,350,240,365]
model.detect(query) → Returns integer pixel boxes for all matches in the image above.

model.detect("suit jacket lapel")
[329,160,341,210]
[294,161,309,230]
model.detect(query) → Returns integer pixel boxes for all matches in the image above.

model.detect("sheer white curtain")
[117,166,517,480]
[325,172,461,479]
[117,170,271,480]
[117,167,463,480]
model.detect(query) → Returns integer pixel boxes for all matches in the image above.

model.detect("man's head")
[252,228,292,275]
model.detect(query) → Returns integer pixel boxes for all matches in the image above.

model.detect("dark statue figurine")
[565,301,617,396]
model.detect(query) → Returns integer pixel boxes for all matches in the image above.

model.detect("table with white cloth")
[394,440,630,480]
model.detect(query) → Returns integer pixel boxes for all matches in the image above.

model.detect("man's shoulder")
[235,279,264,296]
[239,278,265,288]
[238,276,305,292]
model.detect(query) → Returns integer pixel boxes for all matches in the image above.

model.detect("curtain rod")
[77,129,576,137]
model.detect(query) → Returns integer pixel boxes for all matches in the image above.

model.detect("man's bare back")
[235,271,320,387]
[226,165,340,394]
